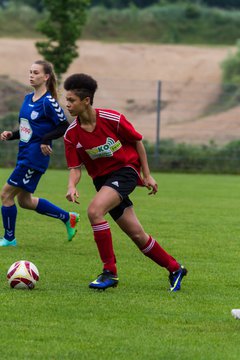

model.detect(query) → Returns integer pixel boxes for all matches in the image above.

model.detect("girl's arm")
[136,140,158,195]
[66,168,82,204]
[0,130,20,141]
[41,121,70,156]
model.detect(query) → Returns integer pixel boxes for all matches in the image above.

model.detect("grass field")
[0,169,239,359]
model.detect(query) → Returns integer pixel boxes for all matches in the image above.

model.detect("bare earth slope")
[0,38,238,144]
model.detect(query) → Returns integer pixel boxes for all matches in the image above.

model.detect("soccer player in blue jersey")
[0,60,79,247]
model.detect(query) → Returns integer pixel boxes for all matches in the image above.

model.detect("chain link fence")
[1,78,240,172]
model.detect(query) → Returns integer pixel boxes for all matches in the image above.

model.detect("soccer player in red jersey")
[63,73,188,291]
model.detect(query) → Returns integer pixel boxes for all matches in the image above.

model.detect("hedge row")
[2,137,240,174]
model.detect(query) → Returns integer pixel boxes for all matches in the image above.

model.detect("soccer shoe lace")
[169,264,188,292]
[0,237,17,247]
[89,270,119,290]
[65,212,80,241]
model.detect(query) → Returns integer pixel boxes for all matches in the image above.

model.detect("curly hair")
[64,73,98,105]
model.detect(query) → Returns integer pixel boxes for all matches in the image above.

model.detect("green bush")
[3,137,240,173]
[221,40,240,84]
[0,112,19,129]
[205,40,240,114]
[0,3,43,37]
[83,4,240,45]
[145,139,240,174]
[1,3,240,45]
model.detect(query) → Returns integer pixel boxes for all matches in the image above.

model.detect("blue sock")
[35,198,69,223]
[1,204,17,241]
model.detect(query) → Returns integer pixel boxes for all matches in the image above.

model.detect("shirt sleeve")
[64,135,83,169]
[118,114,143,142]
[8,130,20,140]
[44,96,67,126]
[41,121,69,145]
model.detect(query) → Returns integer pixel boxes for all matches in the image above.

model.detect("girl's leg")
[116,206,187,291]
[116,206,180,273]
[88,186,121,289]
[0,183,21,245]
[17,191,79,241]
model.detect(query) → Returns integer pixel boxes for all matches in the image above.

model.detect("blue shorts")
[7,165,43,193]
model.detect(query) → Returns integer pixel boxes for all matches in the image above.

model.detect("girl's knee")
[0,190,5,203]
[87,203,104,223]
[1,188,13,205]
[17,198,28,209]
[129,231,149,248]
[17,195,32,209]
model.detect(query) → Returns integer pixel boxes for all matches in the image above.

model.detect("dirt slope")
[0,38,237,144]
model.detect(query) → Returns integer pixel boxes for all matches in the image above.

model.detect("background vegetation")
[36,0,90,80]
[0,1,240,45]
[1,0,240,173]
[83,4,240,45]
[3,127,240,174]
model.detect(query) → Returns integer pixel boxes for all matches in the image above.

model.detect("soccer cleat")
[0,237,17,247]
[169,264,188,292]
[65,212,80,241]
[89,270,119,290]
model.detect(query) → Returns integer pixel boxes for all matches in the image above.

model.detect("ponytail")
[34,60,58,100]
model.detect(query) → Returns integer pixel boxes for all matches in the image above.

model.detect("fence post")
[154,80,162,162]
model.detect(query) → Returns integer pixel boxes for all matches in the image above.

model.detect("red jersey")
[64,109,143,181]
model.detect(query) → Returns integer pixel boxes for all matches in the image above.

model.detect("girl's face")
[65,90,90,117]
[29,63,49,88]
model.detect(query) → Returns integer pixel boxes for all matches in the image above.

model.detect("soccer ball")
[7,260,39,290]
[231,309,240,320]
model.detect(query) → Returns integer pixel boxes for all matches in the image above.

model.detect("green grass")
[0,169,240,359]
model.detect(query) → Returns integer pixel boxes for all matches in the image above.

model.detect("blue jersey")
[17,91,67,173]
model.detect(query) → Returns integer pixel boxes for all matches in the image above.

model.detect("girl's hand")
[66,187,80,204]
[0,131,12,141]
[40,144,53,156]
[143,175,158,195]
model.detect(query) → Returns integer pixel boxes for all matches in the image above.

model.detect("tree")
[36,0,90,82]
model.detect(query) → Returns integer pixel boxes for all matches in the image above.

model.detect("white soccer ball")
[231,309,240,320]
[7,260,39,290]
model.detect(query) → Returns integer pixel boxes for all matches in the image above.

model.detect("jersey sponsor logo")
[19,118,33,143]
[86,137,122,159]
[30,111,39,120]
